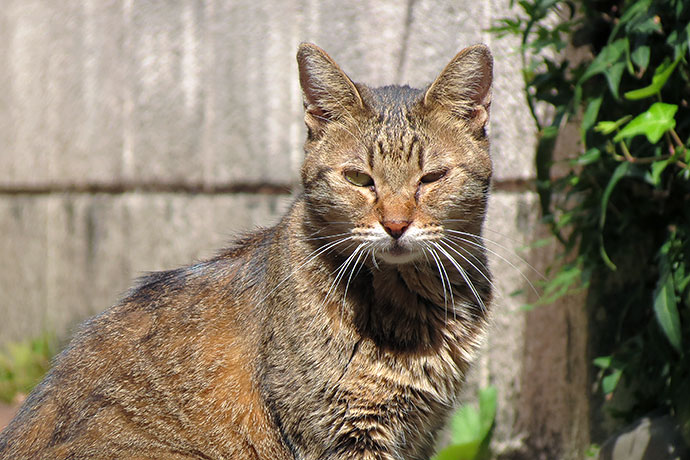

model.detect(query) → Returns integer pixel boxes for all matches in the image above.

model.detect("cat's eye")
[344,170,375,188]
[420,170,447,184]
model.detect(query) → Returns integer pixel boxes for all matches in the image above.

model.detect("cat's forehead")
[357,84,426,161]
[367,85,424,124]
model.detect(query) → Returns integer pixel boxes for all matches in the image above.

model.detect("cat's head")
[297,43,492,266]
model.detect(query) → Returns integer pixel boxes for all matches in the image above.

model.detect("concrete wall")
[0,0,588,458]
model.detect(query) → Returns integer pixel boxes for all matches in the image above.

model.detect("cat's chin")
[376,246,421,265]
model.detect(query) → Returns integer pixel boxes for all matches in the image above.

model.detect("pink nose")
[382,220,410,239]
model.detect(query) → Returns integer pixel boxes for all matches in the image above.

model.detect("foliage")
[492,0,690,439]
[432,386,497,460]
[0,335,56,404]
[584,443,601,458]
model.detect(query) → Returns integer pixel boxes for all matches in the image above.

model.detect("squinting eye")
[344,170,374,188]
[420,170,447,184]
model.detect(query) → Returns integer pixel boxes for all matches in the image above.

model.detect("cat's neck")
[276,199,490,355]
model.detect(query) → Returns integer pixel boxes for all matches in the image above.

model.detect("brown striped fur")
[0,43,494,460]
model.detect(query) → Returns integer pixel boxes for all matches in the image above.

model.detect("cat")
[0,42,494,460]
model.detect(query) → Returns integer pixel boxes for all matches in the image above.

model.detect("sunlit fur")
[0,44,494,460]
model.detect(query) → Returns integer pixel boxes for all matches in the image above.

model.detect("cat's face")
[297,44,493,266]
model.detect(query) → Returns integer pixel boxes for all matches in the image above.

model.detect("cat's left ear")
[423,45,493,136]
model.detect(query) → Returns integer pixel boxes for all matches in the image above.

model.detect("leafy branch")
[492,0,690,441]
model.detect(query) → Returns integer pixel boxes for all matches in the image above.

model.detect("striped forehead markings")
[367,132,424,170]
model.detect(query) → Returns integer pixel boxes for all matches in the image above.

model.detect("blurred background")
[1,1,688,459]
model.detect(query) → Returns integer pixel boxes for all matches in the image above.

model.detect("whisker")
[443,218,545,247]
[444,229,545,280]
[303,242,364,333]
[331,244,367,325]
[438,239,496,292]
[445,233,541,297]
[423,242,453,320]
[258,236,353,304]
[432,242,486,314]
[328,245,365,304]
[304,232,353,242]
[342,244,369,310]
[370,249,380,270]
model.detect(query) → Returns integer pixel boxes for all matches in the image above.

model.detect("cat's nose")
[382,220,411,239]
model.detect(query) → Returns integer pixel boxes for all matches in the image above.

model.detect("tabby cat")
[0,43,494,460]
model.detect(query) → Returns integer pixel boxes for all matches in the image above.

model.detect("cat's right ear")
[297,43,365,137]
[423,45,493,137]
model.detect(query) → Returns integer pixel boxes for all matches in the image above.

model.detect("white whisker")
[332,244,368,326]
[303,242,365,332]
[342,245,369,310]
[445,229,545,280]
[438,239,496,292]
[304,232,353,242]
[445,231,540,297]
[432,241,486,314]
[370,249,380,270]
[423,243,453,320]
[258,236,353,304]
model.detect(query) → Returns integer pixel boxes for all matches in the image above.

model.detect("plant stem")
[619,141,635,162]
[669,128,686,152]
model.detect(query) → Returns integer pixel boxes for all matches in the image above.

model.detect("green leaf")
[449,406,481,445]
[630,45,650,72]
[610,0,652,38]
[595,116,632,135]
[593,356,612,369]
[602,369,622,394]
[544,264,582,296]
[435,387,497,460]
[432,442,480,460]
[478,386,497,439]
[654,250,682,353]
[575,148,601,166]
[614,103,678,144]
[648,158,672,186]
[580,38,628,97]
[600,162,637,231]
[604,62,626,99]
[582,95,603,134]
[624,57,681,100]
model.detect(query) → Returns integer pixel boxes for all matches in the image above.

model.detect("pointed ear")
[423,45,493,136]
[296,43,365,135]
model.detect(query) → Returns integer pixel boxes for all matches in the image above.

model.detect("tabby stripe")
[417,137,424,171]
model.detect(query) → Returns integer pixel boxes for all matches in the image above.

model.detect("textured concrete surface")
[467,191,535,446]
[1,193,291,342]
[0,1,585,457]
[0,0,532,188]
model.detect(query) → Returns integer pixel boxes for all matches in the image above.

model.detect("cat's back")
[0,228,291,460]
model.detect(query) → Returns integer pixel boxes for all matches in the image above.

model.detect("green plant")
[492,0,690,440]
[0,334,57,404]
[584,443,601,458]
[432,386,497,460]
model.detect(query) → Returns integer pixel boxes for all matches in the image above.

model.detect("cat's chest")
[315,334,465,459]
[348,330,467,397]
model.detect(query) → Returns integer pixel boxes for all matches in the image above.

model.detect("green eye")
[420,170,447,184]
[344,170,374,188]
